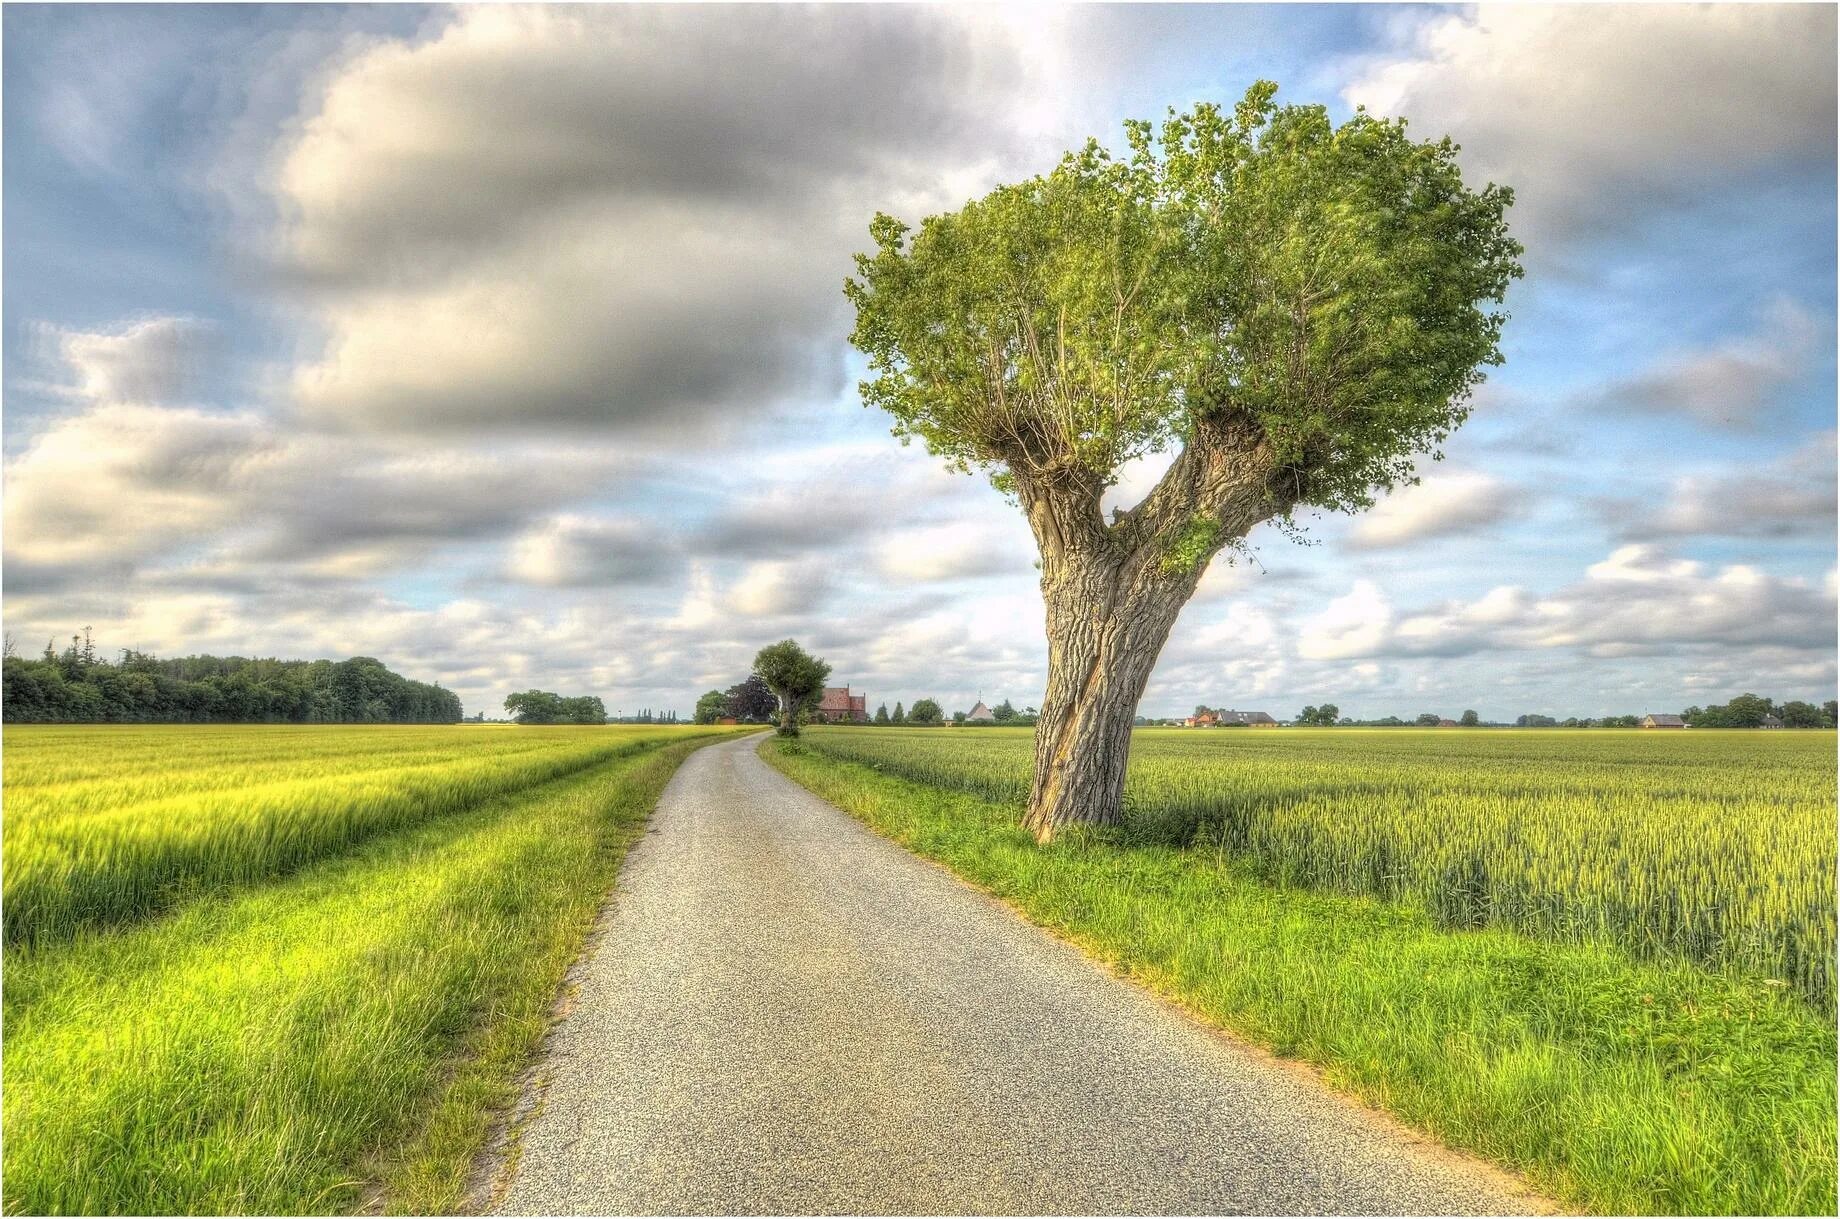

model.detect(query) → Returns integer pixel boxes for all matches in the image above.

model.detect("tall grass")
[3,730,724,1214]
[3,725,689,946]
[799,727,1837,1008]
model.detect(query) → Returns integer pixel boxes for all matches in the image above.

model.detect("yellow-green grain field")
[802,727,1838,1008]
[2,723,745,1215]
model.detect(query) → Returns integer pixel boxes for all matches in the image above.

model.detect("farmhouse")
[1761,713,1785,730]
[1437,718,1461,728]
[1641,713,1686,729]
[1185,708,1277,727]
[965,700,997,723]
[815,686,869,723]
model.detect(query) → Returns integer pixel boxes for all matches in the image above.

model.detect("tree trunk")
[1024,546,1198,843]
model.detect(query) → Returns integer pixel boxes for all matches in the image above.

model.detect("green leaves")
[845,81,1522,526]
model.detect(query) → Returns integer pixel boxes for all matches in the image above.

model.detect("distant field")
[801,727,1838,1007]
[2,723,743,1214]
[770,727,1839,1214]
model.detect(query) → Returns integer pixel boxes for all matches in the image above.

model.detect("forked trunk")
[1024,549,1197,842]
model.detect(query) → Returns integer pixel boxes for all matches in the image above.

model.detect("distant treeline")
[3,631,462,724]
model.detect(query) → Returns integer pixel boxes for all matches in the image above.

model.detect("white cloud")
[728,560,830,619]
[1347,472,1517,549]
[1588,300,1822,429]
[1604,435,1837,541]
[1297,579,1393,661]
[875,523,1030,583]
[272,5,1069,436]
[4,318,631,582]
[43,315,219,405]
[3,402,274,566]
[1344,6,1836,251]
[1328,545,1835,661]
[504,515,674,588]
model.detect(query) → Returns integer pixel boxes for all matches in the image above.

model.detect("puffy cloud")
[274,5,1065,435]
[42,315,220,405]
[1585,299,1821,429]
[727,560,831,619]
[3,318,632,583]
[1297,580,1393,661]
[875,524,1031,583]
[503,514,675,588]
[1317,546,1835,661]
[1343,6,1836,250]
[1599,434,1837,541]
[1347,472,1518,549]
[3,402,275,566]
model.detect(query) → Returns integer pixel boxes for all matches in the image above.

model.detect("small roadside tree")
[1460,709,1480,727]
[848,83,1520,840]
[908,698,943,725]
[694,689,730,724]
[891,701,905,724]
[874,703,890,724]
[993,699,1017,723]
[752,640,830,737]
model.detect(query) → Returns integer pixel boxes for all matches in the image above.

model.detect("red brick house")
[815,686,869,723]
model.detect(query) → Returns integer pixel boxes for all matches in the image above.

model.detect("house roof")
[966,700,995,720]
[1644,713,1685,726]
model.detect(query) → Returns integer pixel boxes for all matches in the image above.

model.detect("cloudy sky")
[4,3,1835,721]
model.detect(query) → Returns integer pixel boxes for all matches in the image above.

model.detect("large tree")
[752,640,830,737]
[847,83,1520,840]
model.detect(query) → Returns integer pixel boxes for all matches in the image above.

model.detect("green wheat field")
[5,723,1836,1215]
[1,724,744,1214]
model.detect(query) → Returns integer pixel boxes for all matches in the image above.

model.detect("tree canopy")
[847,82,1523,540]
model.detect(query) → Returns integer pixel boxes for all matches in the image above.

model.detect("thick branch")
[1111,410,1289,556]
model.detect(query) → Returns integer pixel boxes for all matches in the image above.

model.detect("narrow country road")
[492,734,1545,1216]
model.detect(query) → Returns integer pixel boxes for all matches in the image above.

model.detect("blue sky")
[4,3,1834,720]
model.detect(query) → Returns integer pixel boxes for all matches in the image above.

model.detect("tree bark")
[1023,544,1199,842]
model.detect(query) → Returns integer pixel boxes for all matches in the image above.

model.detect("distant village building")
[965,700,997,723]
[1183,708,1277,727]
[1437,718,1461,728]
[1641,713,1686,729]
[815,686,869,723]
[716,716,738,726]
[1761,713,1785,730]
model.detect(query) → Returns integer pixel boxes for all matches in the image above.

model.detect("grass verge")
[763,739,1837,1216]
[3,733,716,1215]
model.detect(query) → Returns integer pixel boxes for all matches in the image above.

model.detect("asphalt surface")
[494,733,1544,1216]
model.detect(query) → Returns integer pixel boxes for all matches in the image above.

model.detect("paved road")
[493,734,1544,1216]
